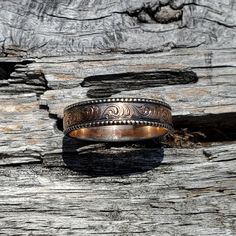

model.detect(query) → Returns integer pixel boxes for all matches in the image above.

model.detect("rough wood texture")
[0,0,236,235]
[1,0,236,57]
[0,144,236,235]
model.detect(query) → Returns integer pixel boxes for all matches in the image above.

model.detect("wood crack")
[201,17,236,28]
[44,12,113,22]
[126,2,183,24]
[0,60,50,97]
[81,70,198,98]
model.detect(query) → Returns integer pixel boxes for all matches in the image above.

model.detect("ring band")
[63,98,173,142]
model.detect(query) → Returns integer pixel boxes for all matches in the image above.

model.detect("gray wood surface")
[0,0,236,235]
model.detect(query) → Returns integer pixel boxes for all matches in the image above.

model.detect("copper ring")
[63,98,173,142]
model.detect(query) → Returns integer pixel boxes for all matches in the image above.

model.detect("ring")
[63,98,173,142]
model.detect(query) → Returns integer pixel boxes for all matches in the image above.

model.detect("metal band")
[63,97,173,142]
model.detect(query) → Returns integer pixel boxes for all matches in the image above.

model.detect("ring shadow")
[62,136,165,177]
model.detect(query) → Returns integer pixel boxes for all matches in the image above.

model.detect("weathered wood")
[0,0,236,235]
[0,0,236,57]
[31,48,236,90]
[0,143,235,235]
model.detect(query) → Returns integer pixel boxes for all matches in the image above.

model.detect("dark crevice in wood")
[0,62,17,81]
[86,88,120,98]
[81,70,198,98]
[39,104,49,111]
[0,153,42,166]
[0,60,50,97]
[56,117,63,132]
[127,2,183,24]
[173,113,236,143]
[0,160,42,167]
[120,41,206,54]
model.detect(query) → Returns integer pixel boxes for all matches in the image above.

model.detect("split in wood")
[128,2,183,24]
[81,70,198,98]
[0,61,50,97]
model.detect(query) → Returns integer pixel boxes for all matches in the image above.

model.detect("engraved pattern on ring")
[64,101,172,130]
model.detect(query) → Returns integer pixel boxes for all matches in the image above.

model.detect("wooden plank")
[0,143,235,235]
[0,0,235,235]
[0,0,236,57]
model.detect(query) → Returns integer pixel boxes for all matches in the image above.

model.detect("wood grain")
[0,0,235,235]
[0,143,235,235]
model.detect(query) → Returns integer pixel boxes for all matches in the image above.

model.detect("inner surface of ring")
[68,125,168,141]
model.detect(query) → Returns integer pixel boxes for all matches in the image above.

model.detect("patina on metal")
[63,98,173,142]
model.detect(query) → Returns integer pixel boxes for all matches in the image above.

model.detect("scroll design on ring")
[64,105,100,127]
[80,105,100,120]
[64,102,172,129]
[102,104,131,119]
[63,98,173,141]
[101,103,171,123]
